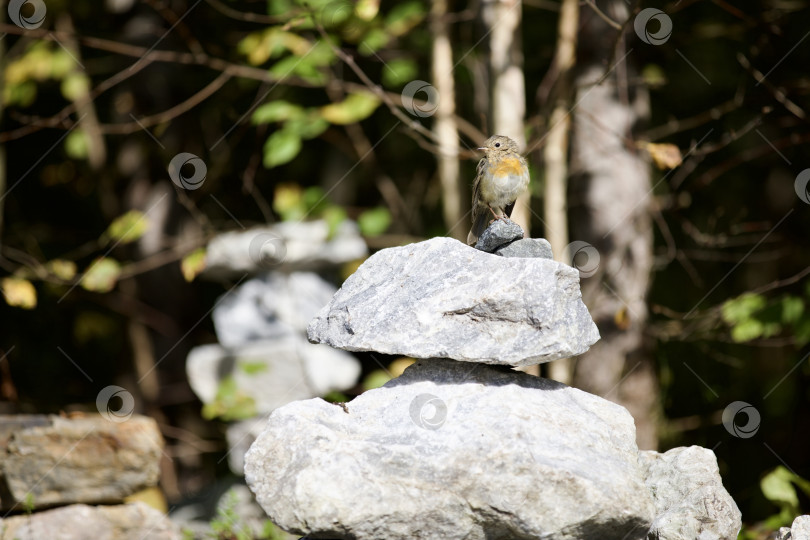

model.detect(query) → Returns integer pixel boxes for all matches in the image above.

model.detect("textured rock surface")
[640,446,741,540]
[308,237,599,366]
[203,220,367,278]
[496,238,554,259]
[0,502,181,540]
[213,271,338,347]
[0,415,162,511]
[474,218,524,252]
[186,337,360,416]
[775,515,810,540]
[792,515,810,539]
[245,359,654,540]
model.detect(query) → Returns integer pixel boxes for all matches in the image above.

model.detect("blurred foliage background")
[1,0,809,535]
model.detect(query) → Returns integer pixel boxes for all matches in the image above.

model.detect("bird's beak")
[477,147,486,151]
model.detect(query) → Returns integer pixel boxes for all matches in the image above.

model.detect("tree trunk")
[568,2,659,449]
[431,0,463,239]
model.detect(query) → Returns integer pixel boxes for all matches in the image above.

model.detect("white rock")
[203,220,367,278]
[213,271,338,347]
[640,446,741,540]
[308,237,599,366]
[245,359,654,540]
[790,515,810,540]
[186,337,360,416]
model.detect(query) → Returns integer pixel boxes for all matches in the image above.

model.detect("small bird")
[467,135,529,245]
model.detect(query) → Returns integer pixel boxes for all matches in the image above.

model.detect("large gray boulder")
[640,446,741,540]
[245,359,654,540]
[308,237,599,366]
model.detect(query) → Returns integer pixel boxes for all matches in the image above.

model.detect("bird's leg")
[487,205,504,222]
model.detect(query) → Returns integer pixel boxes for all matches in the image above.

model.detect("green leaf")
[795,317,810,346]
[61,73,90,101]
[761,466,800,510]
[269,55,327,86]
[251,101,304,124]
[80,257,121,293]
[721,293,766,324]
[65,129,89,160]
[181,248,207,282]
[358,28,390,54]
[358,206,391,237]
[286,113,329,139]
[263,128,302,168]
[240,361,268,375]
[104,210,149,245]
[385,1,425,36]
[730,319,764,342]
[362,369,391,390]
[781,296,805,324]
[201,376,257,421]
[322,206,348,238]
[320,91,381,124]
[1,277,37,309]
[382,58,419,88]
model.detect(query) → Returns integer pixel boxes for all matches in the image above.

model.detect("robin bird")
[467,135,529,245]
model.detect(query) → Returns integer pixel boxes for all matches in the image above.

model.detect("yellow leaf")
[46,259,77,281]
[104,210,149,245]
[320,91,381,125]
[80,258,121,293]
[1,278,37,309]
[181,248,207,282]
[640,142,683,170]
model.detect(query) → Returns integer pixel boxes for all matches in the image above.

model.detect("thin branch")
[583,0,622,30]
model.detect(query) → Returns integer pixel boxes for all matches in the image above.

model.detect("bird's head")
[478,135,520,156]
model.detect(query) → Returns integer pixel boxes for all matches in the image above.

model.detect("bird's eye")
[494,143,500,148]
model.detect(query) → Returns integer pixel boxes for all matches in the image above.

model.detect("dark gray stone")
[496,238,554,259]
[474,218,524,252]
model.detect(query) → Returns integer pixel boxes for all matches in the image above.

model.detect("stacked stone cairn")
[244,221,743,540]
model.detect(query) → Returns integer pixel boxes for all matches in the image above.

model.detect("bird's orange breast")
[491,157,525,177]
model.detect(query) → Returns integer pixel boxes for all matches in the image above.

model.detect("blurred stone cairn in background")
[187,219,367,475]
[242,222,745,540]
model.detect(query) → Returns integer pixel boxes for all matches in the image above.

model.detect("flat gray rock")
[245,359,654,540]
[474,218,524,252]
[496,238,554,259]
[640,446,741,540]
[308,237,599,366]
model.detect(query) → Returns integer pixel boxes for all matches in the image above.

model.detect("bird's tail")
[467,208,490,246]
